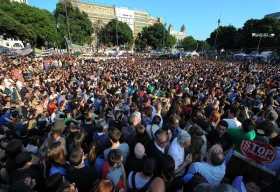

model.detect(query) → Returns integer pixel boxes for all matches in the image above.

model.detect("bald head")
[148,177,165,192]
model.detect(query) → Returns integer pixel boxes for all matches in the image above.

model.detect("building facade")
[70,0,116,25]
[149,17,163,26]
[115,7,134,33]
[62,1,164,46]
[265,12,280,20]
[168,24,187,47]
[134,10,150,36]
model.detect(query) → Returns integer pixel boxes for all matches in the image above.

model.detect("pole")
[214,14,221,51]
[64,0,71,54]
[163,23,166,49]
[257,36,262,54]
[116,19,118,46]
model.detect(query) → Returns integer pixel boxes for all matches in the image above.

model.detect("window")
[6,42,9,46]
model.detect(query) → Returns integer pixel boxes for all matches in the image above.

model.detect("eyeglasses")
[158,140,168,145]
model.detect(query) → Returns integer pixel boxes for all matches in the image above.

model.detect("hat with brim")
[268,131,278,139]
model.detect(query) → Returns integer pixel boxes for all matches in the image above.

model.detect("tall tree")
[93,20,105,48]
[54,1,94,46]
[0,9,36,45]
[101,19,134,48]
[241,17,280,51]
[135,23,176,49]
[181,36,197,51]
[206,25,239,50]
[0,2,58,48]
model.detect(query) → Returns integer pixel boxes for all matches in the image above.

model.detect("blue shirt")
[49,164,67,176]
[0,114,11,126]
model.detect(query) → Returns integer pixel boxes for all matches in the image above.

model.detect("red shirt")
[101,161,126,192]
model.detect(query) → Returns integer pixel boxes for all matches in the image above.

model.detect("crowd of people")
[0,53,278,192]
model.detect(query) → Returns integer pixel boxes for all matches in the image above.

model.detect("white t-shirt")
[187,161,226,187]
[223,118,241,128]
[4,78,14,89]
[26,144,38,154]
[127,172,150,190]
[168,138,185,176]
[16,81,23,90]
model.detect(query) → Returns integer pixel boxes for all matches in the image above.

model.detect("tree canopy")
[0,9,36,45]
[207,17,280,52]
[0,2,58,48]
[181,36,197,51]
[135,23,176,49]
[100,19,134,48]
[54,1,94,46]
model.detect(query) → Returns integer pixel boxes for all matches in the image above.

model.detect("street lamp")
[213,18,221,51]
[64,0,72,46]
[116,18,119,47]
[252,33,275,54]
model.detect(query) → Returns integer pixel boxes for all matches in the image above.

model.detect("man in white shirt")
[4,74,15,90]
[168,130,192,177]
[186,144,226,187]
[223,107,242,128]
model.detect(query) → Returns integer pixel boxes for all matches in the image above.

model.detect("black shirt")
[125,155,144,175]
[10,165,44,191]
[81,123,95,145]
[66,166,98,192]
[207,130,233,151]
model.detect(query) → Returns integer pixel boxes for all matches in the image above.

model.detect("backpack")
[129,172,153,192]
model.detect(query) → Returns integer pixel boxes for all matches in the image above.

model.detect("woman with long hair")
[46,142,69,177]
[182,97,192,117]
[188,136,204,162]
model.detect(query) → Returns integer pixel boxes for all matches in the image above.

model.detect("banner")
[241,140,276,163]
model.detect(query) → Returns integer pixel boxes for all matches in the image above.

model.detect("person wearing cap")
[125,143,146,175]
[254,120,275,144]
[39,118,67,157]
[266,110,280,135]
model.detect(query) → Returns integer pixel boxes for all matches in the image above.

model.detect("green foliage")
[0,10,36,44]
[54,2,94,46]
[206,25,238,50]
[135,23,176,49]
[101,19,134,47]
[207,17,280,52]
[241,17,280,51]
[0,2,58,48]
[181,36,197,51]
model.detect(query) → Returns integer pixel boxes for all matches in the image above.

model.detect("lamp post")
[252,33,275,54]
[213,18,220,51]
[116,18,119,47]
[64,0,71,47]
[163,23,166,49]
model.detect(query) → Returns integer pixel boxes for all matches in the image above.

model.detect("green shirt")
[227,128,256,152]
[64,117,72,125]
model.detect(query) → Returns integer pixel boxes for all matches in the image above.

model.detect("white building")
[10,0,28,4]
[168,24,187,47]
[0,35,24,50]
[115,7,135,33]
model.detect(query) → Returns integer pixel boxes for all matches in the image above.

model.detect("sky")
[28,0,280,40]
